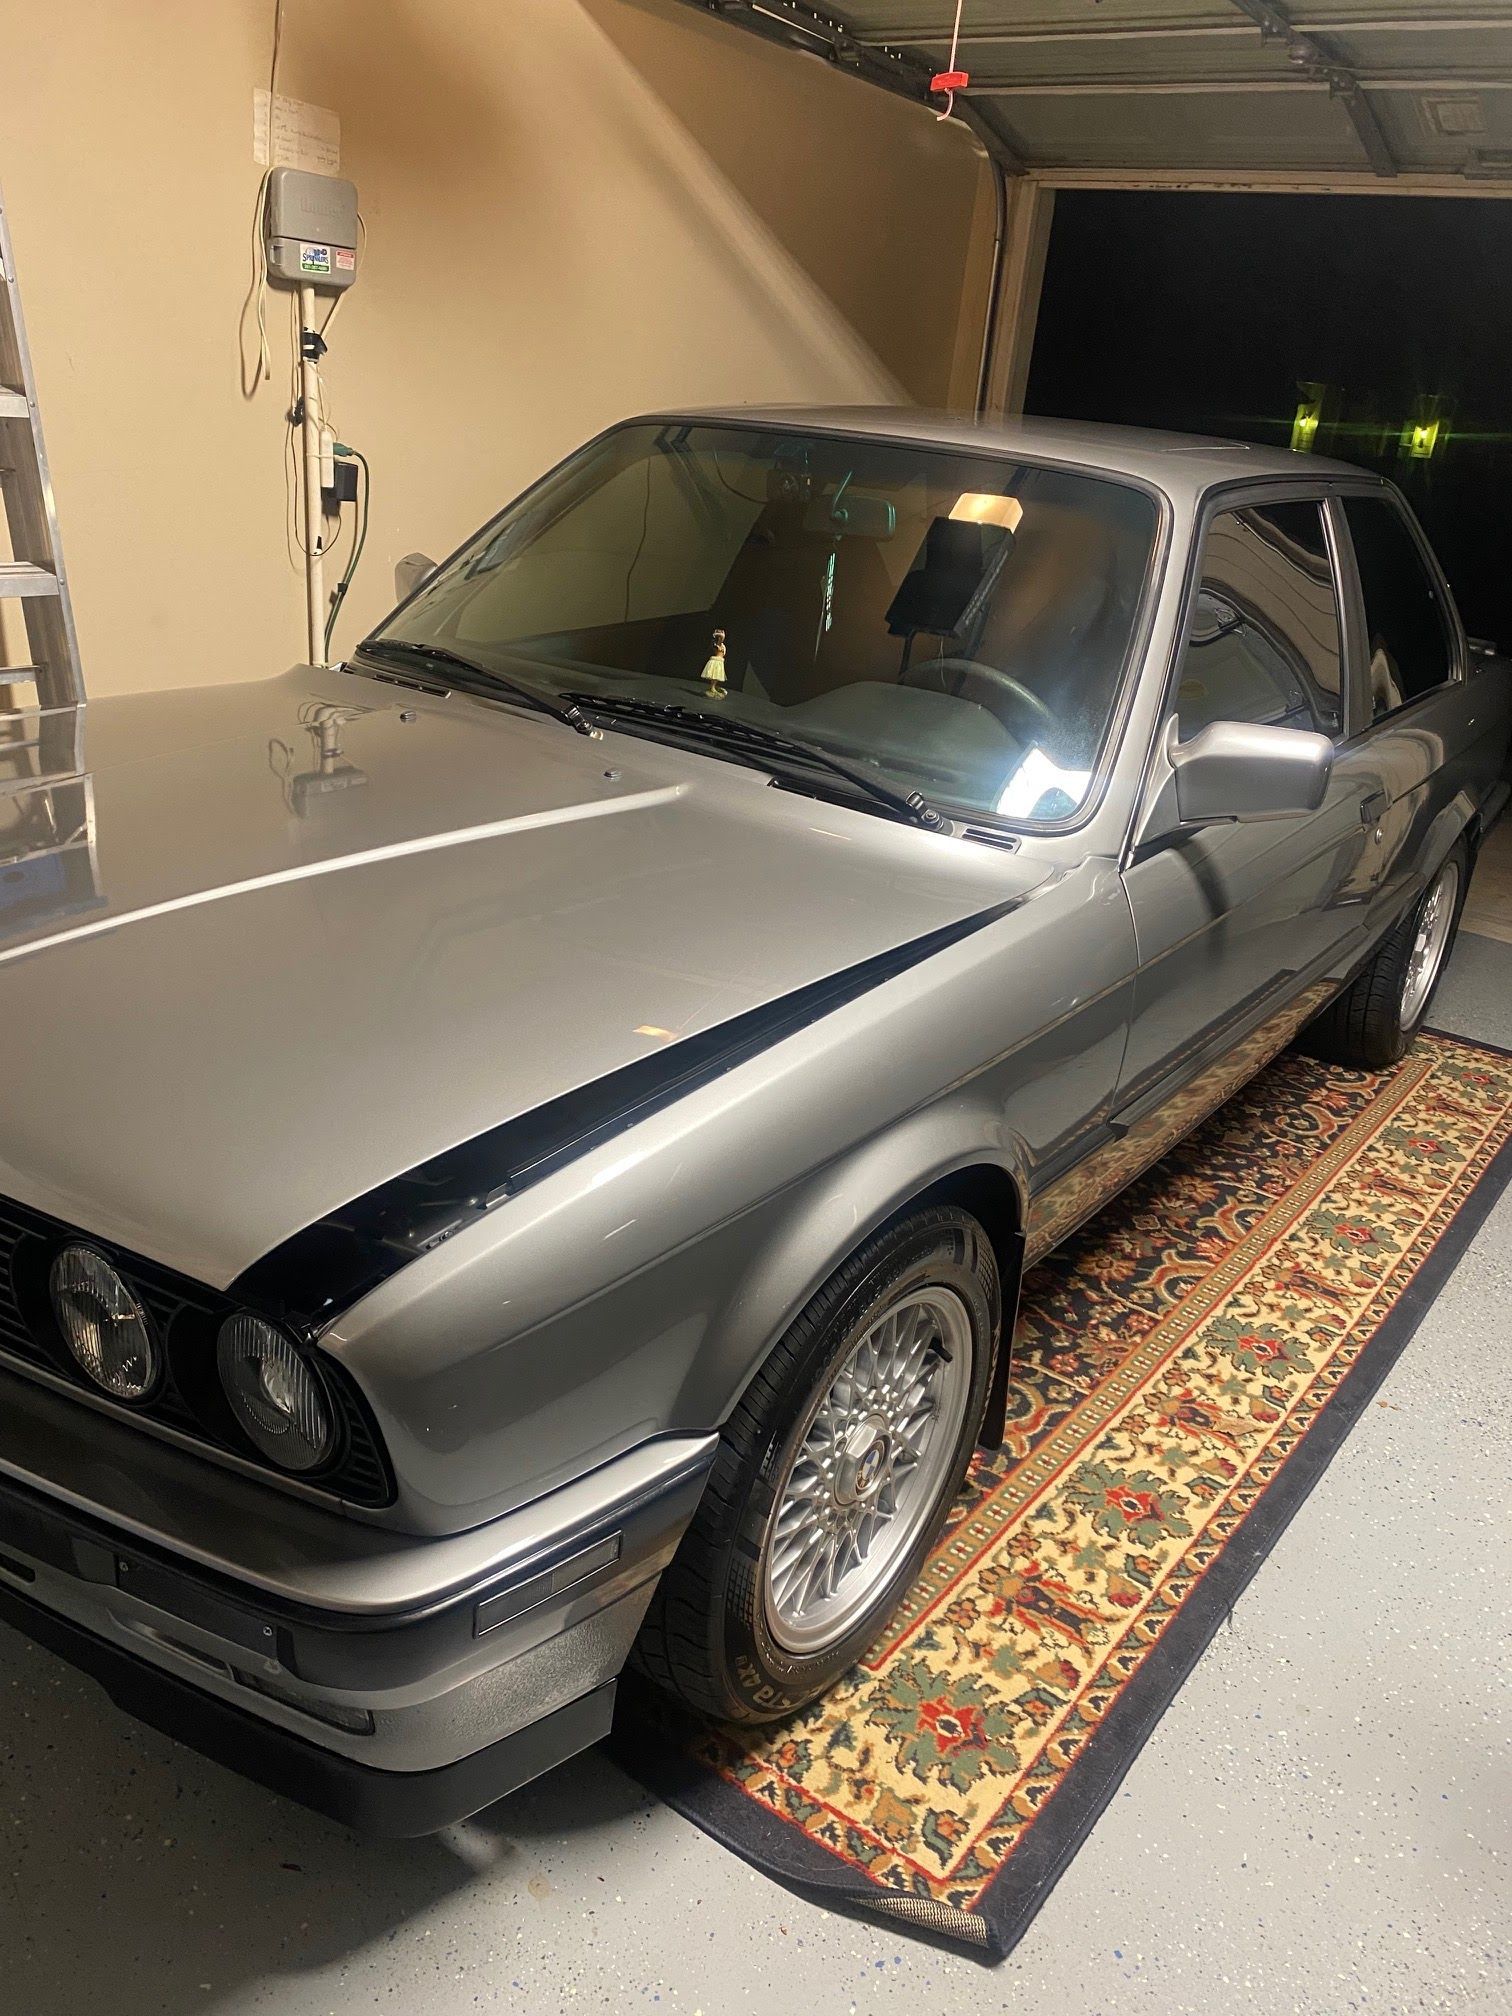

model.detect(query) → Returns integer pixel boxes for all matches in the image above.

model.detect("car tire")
[634,1205,1000,1725]
[1302,840,1470,1071]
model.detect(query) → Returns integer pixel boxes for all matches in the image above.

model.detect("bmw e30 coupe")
[0,410,1505,1832]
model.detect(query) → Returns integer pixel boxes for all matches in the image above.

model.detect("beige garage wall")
[0,0,993,699]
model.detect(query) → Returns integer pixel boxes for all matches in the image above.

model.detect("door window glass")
[1175,502,1343,741]
[1342,495,1457,723]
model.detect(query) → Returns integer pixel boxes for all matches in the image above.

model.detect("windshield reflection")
[370,423,1159,826]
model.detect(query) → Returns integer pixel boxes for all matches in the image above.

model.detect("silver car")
[1,411,1505,1832]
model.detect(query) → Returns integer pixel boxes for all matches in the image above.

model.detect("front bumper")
[0,1575,618,1835]
[0,1416,715,1833]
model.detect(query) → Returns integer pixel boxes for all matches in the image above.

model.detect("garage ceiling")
[677,2,1512,182]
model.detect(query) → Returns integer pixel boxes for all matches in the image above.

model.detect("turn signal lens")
[50,1245,161,1400]
[217,1313,335,1472]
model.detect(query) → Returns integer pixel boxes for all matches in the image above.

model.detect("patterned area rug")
[616,1032,1512,1959]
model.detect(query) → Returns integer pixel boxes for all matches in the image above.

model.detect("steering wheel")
[900,655,1058,738]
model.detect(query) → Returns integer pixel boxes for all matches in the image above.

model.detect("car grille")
[0,1193,393,1508]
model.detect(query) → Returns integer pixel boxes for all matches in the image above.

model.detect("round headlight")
[217,1314,335,1473]
[50,1245,161,1399]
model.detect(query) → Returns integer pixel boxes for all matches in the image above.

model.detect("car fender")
[667,1093,1031,1436]
[321,857,1132,1533]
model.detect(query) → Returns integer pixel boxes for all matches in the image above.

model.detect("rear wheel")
[635,1206,998,1723]
[1303,842,1469,1070]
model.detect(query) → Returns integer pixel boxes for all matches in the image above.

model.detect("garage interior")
[1030,187,1512,649]
[2,3,1511,2012]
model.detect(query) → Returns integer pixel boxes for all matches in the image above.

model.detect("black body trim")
[0,1431,713,1691]
[231,897,1023,1328]
[0,1569,615,1835]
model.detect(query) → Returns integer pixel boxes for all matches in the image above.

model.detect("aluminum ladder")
[0,185,83,711]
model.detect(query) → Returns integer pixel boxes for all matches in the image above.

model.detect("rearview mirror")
[1169,718,1333,826]
[802,489,896,542]
[394,552,437,603]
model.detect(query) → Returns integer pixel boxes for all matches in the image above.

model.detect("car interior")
[396,426,1161,821]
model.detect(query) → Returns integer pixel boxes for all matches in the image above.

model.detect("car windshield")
[368,422,1161,824]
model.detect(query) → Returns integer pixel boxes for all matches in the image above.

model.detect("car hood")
[0,668,1045,1288]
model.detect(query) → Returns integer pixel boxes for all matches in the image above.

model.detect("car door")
[1115,490,1382,1132]
[1328,487,1468,935]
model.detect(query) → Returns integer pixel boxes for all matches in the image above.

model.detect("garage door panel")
[1368,89,1512,174]
[936,38,1301,93]
[1326,22,1512,73]
[837,3,1512,180]
[847,2,1248,34]
[1316,0,1512,33]
[847,0,1512,48]
[996,92,1369,174]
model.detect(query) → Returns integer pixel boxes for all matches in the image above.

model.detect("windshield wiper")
[565,693,946,830]
[354,639,597,736]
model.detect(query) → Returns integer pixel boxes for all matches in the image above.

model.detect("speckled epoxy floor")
[3,936,1510,2016]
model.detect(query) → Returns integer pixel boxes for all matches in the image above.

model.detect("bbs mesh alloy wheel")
[635,1204,999,1723]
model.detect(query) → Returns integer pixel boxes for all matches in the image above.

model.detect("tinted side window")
[1175,502,1343,741]
[1343,496,1456,723]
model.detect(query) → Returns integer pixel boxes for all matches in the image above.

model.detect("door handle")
[1360,788,1389,828]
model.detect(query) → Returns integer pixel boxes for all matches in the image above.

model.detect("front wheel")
[634,1206,998,1724]
[1302,842,1469,1070]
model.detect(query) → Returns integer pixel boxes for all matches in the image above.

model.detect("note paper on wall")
[253,90,341,174]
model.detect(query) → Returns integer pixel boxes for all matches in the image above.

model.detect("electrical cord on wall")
[233,0,371,656]
[318,212,366,343]
[283,294,347,573]
[238,0,287,397]
[323,445,370,655]
[272,220,367,582]
[283,292,304,566]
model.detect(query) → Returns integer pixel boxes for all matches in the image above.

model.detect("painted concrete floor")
[3,937,1511,2016]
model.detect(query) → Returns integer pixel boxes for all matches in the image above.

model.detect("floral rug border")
[614,1032,1512,1961]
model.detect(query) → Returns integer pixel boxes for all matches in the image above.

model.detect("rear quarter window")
[1342,495,1458,723]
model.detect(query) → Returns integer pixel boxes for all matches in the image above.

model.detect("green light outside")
[1265,400,1482,461]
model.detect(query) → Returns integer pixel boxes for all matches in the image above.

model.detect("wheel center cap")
[835,1418,889,1506]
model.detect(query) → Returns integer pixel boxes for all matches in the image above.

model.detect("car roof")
[640,405,1374,503]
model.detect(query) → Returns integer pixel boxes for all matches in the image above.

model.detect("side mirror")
[394,552,437,604]
[1169,718,1333,826]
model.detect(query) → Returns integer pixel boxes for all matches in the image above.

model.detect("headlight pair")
[48,1245,335,1474]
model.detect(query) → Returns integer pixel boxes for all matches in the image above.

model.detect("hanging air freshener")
[700,628,728,693]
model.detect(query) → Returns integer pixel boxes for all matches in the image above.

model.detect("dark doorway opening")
[1026,190,1512,649]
